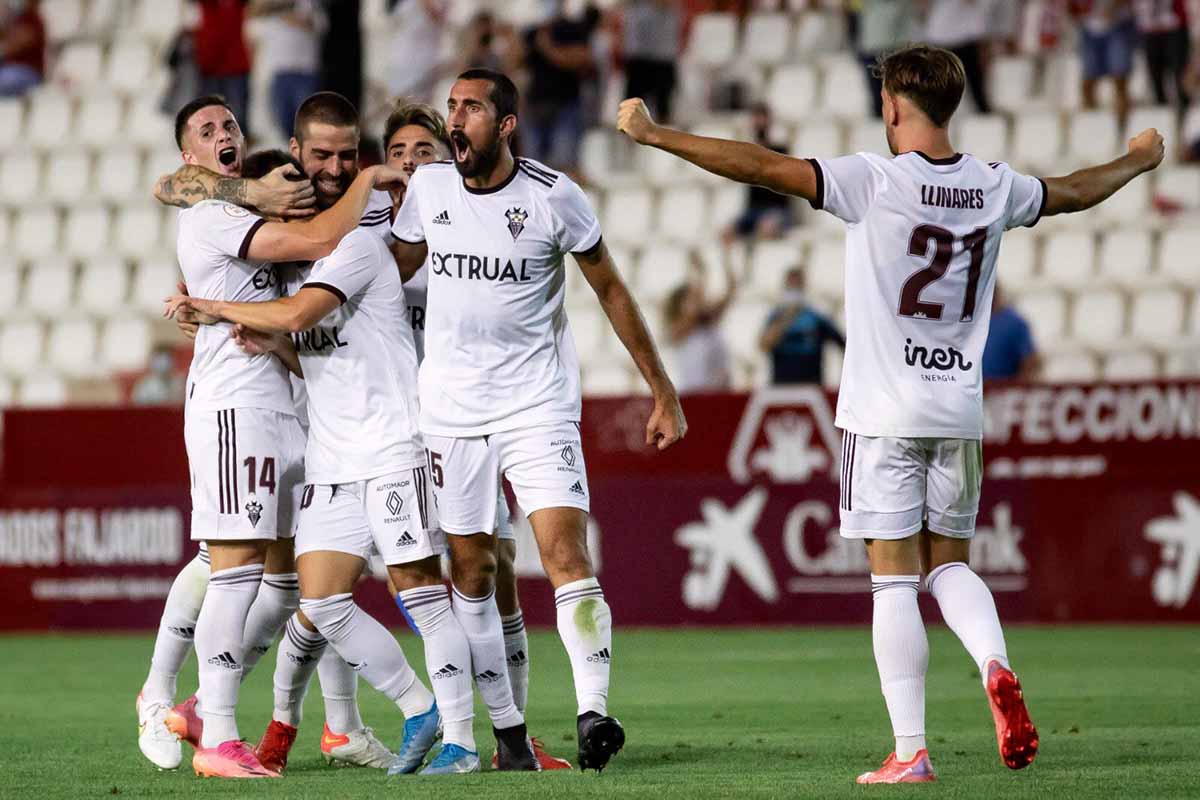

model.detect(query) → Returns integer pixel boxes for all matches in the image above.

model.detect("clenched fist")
[1128,128,1165,173]
[617,98,658,146]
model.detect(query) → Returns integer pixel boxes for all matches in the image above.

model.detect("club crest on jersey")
[505,207,528,240]
[246,499,263,528]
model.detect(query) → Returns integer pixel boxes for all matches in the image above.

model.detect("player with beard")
[382,100,571,771]
[391,69,687,772]
[159,95,401,779]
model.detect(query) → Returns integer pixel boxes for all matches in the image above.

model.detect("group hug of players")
[136,45,1164,784]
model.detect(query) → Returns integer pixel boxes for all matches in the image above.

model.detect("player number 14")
[899,224,987,322]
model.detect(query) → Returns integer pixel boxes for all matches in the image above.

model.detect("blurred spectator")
[458,11,518,73]
[856,0,916,117]
[721,103,792,246]
[132,346,186,406]
[162,23,202,114]
[663,257,737,393]
[1072,0,1135,125]
[622,0,682,123]
[516,1,599,171]
[0,0,45,98]
[191,0,253,136]
[759,268,845,386]
[319,0,363,113]
[982,286,1039,381]
[1133,0,1190,109]
[987,0,1024,55]
[385,0,446,105]
[920,0,993,114]
[251,0,327,138]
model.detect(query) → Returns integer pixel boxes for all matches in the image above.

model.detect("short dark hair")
[174,94,233,149]
[456,68,519,121]
[382,100,451,153]
[242,149,304,180]
[293,91,359,141]
[874,44,965,128]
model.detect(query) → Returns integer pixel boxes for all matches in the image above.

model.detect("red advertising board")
[2,382,1199,630]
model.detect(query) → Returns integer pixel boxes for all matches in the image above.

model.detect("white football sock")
[317,649,364,735]
[501,611,530,714]
[195,562,263,747]
[452,587,523,731]
[300,594,432,730]
[871,574,928,761]
[399,585,472,749]
[927,561,1010,682]
[241,572,299,678]
[554,577,611,716]
[271,614,326,727]
[142,553,209,706]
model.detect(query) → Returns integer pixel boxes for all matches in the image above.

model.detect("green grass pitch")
[3,626,1197,799]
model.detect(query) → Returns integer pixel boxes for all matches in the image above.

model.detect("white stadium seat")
[1012,113,1063,173]
[819,58,870,119]
[0,268,21,317]
[43,152,93,204]
[0,153,42,203]
[42,0,86,42]
[741,12,792,67]
[1015,290,1067,344]
[1070,289,1126,347]
[1097,174,1151,224]
[1157,228,1200,286]
[1164,348,1200,378]
[807,237,845,300]
[100,318,153,372]
[78,257,131,315]
[568,305,611,363]
[687,13,738,67]
[958,114,1009,162]
[1097,229,1155,289]
[132,257,181,315]
[27,91,73,149]
[115,205,165,257]
[603,188,654,246]
[0,100,24,146]
[847,118,888,157]
[582,366,634,397]
[17,375,68,407]
[1155,165,1200,209]
[0,211,9,250]
[132,0,185,41]
[25,261,77,318]
[710,183,746,229]
[1129,288,1185,346]
[1041,231,1097,289]
[127,100,175,149]
[722,299,771,363]
[84,0,124,34]
[995,227,1038,289]
[54,42,105,90]
[96,151,144,201]
[1066,110,1120,165]
[0,320,44,377]
[579,129,613,182]
[13,207,60,260]
[64,206,113,259]
[791,120,842,160]
[748,239,803,298]
[1045,52,1084,110]
[793,10,847,58]
[1103,350,1158,381]
[78,95,125,148]
[1188,289,1200,337]
[48,319,100,377]
[0,374,12,407]
[990,56,1036,113]
[105,39,154,94]
[633,246,691,305]
[1041,351,1098,383]
[767,65,819,124]
[655,186,709,243]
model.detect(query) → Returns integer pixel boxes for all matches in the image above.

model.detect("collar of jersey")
[463,162,519,195]
[907,151,964,166]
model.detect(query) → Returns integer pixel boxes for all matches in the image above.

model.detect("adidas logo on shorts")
[433,663,463,679]
[207,651,239,669]
[587,648,611,664]
[396,531,417,548]
[569,480,585,496]
[432,209,451,225]
[475,669,503,683]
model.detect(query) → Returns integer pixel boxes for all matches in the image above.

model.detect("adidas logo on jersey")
[433,663,463,679]
[207,651,239,669]
[569,480,585,496]
[396,531,417,548]
[587,648,611,664]
[475,669,504,683]
[432,209,451,225]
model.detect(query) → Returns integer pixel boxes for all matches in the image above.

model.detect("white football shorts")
[185,407,306,542]
[424,421,589,536]
[838,433,983,540]
[294,464,445,565]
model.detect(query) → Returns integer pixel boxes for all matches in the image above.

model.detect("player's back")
[810,150,1045,439]
[176,200,294,417]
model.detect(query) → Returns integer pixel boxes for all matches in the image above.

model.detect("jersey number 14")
[900,224,987,323]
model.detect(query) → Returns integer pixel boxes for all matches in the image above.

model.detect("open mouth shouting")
[450,131,472,166]
[217,146,238,167]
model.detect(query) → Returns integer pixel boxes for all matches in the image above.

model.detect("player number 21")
[899,224,987,322]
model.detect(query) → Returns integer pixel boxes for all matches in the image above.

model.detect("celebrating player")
[618,44,1164,783]
[391,69,687,772]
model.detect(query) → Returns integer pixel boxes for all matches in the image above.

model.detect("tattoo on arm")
[155,165,251,209]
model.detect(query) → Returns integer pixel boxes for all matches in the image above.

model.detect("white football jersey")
[280,263,311,430]
[294,227,423,483]
[176,201,296,418]
[359,189,396,242]
[811,151,1045,439]
[404,263,429,363]
[391,158,602,437]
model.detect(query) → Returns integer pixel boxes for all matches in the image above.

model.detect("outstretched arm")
[1042,129,1165,215]
[576,241,687,450]
[617,98,818,201]
[153,163,317,218]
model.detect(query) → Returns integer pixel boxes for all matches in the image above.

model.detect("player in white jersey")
[382,100,572,770]
[619,44,1165,783]
[162,95,404,780]
[391,69,687,772]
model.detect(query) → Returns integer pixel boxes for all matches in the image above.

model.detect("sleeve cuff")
[573,233,604,259]
[806,158,825,211]
[303,281,347,304]
[238,218,267,260]
[1027,178,1049,228]
[394,234,426,244]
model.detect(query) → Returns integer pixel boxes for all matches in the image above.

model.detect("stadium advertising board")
[1,384,1199,630]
